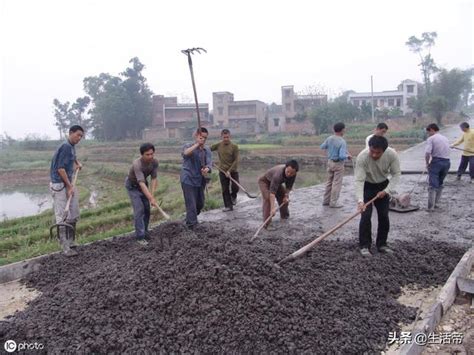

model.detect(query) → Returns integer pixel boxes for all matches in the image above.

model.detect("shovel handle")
[156,204,170,220]
[213,163,257,198]
[63,168,80,217]
[251,200,288,241]
[278,195,379,265]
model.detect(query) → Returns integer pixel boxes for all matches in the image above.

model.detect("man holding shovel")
[211,129,240,212]
[49,125,84,256]
[355,135,400,256]
[125,143,159,246]
[451,121,474,183]
[258,160,299,231]
[181,127,212,230]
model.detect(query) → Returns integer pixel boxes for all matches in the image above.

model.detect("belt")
[330,159,341,162]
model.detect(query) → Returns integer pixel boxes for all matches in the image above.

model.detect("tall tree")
[83,58,153,140]
[406,32,438,95]
[425,96,448,125]
[52,99,71,139]
[432,68,472,111]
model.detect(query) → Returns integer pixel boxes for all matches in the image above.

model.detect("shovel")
[451,146,474,154]
[213,163,258,199]
[251,200,288,241]
[278,195,379,265]
[49,168,80,242]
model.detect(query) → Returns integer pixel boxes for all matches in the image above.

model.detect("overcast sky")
[1,0,472,139]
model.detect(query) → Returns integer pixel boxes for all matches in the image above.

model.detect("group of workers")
[50,120,473,256]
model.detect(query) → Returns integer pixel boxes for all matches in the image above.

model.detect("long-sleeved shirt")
[425,133,450,159]
[320,135,348,161]
[180,143,212,187]
[128,158,159,186]
[210,141,239,172]
[258,164,296,195]
[452,128,474,157]
[355,147,401,202]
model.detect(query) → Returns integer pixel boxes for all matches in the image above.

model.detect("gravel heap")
[0,222,466,354]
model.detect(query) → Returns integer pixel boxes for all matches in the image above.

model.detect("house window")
[285,90,291,98]
[218,107,224,115]
[285,103,291,111]
[273,118,280,127]
[353,100,359,106]
[379,99,385,106]
[286,117,291,123]
[388,99,394,106]
[396,98,401,107]
[361,100,366,105]
[407,85,414,93]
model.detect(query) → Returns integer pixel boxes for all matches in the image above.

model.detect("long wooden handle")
[156,204,170,220]
[251,200,288,241]
[213,163,248,192]
[64,168,80,214]
[278,195,379,265]
[452,146,474,154]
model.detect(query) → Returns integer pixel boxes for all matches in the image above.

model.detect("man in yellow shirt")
[451,122,474,183]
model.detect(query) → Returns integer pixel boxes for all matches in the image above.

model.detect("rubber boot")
[68,222,77,248]
[434,188,443,209]
[427,189,436,212]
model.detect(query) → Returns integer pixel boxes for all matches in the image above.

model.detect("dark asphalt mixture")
[0,222,467,354]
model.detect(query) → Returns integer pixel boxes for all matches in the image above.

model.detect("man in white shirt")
[355,135,401,256]
[365,122,389,148]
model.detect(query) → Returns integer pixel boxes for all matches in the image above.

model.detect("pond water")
[0,191,52,221]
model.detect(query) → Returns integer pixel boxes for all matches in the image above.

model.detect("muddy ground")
[0,170,472,353]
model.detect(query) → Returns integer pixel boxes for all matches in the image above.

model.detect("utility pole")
[371,75,375,123]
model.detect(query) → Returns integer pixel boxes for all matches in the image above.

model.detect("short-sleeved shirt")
[180,143,212,187]
[258,164,296,194]
[210,141,239,172]
[50,140,76,183]
[127,158,159,186]
[425,133,450,159]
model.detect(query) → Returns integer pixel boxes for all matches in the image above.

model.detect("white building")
[348,79,420,115]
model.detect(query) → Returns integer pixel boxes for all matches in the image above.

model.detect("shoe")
[231,196,237,205]
[329,204,343,208]
[144,232,151,241]
[359,248,371,257]
[222,207,233,212]
[378,246,394,254]
[137,239,149,246]
[456,175,461,181]
[63,248,78,257]
[264,224,277,232]
[322,202,329,206]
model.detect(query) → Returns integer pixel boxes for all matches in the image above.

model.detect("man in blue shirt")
[320,122,351,208]
[180,127,212,229]
[49,125,84,256]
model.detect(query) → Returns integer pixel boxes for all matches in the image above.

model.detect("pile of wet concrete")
[0,222,467,353]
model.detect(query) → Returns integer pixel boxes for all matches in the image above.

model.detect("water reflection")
[0,191,51,221]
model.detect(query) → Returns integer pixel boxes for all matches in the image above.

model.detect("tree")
[406,32,438,95]
[425,96,447,125]
[83,58,153,140]
[53,99,71,139]
[407,96,426,122]
[432,68,472,111]
[70,96,92,129]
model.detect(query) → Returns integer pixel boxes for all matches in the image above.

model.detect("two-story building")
[347,79,419,115]
[144,95,210,140]
[212,92,266,134]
